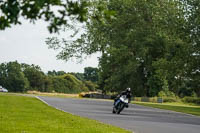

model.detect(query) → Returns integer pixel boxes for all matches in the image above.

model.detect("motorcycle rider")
[114,88,132,108]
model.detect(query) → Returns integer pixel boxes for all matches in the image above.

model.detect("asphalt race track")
[38,96,200,133]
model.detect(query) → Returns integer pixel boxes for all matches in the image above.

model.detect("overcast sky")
[0,20,99,73]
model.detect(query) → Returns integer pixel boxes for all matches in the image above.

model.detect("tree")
[49,73,88,93]
[22,63,46,91]
[0,61,93,93]
[69,72,85,81]
[0,0,115,33]
[0,61,29,92]
[84,80,98,91]
[47,70,57,76]
[0,0,90,33]
[56,71,66,76]
[184,0,200,97]
[84,67,98,82]
[47,0,196,97]
[47,70,66,76]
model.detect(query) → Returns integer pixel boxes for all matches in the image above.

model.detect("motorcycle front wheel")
[112,107,116,114]
[117,102,125,114]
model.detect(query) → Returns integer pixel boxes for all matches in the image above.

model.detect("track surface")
[38,96,200,133]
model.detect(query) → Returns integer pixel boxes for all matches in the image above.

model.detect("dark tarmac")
[38,96,200,133]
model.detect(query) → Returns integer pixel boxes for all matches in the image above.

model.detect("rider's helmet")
[126,88,131,92]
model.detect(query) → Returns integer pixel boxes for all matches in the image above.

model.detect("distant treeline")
[0,61,98,93]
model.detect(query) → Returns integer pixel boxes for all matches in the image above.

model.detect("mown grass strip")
[26,91,79,98]
[0,93,131,133]
[133,101,200,116]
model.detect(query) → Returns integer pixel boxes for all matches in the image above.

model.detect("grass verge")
[132,101,200,116]
[26,91,79,98]
[0,93,131,133]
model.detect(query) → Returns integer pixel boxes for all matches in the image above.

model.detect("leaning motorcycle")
[112,95,128,114]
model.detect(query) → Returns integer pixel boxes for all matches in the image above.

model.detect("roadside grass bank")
[26,91,79,98]
[26,91,111,101]
[132,101,200,116]
[0,93,131,133]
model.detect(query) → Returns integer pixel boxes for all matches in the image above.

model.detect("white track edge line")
[35,96,70,114]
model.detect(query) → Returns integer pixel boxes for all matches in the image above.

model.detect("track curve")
[38,96,200,133]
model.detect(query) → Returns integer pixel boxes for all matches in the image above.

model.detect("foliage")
[84,81,98,91]
[184,0,200,97]
[84,67,99,82]
[163,97,179,103]
[158,91,166,97]
[0,0,90,33]
[47,70,66,76]
[0,61,29,92]
[191,91,198,97]
[46,70,99,93]
[47,74,88,93]
[0,0,116,33]
[62,74,88,92]
[0,61,97,93]
[69,72,85,81]
[46,0,200,97]
[22,64,46,91]
[158,90,176,98]
[182,97,200,105]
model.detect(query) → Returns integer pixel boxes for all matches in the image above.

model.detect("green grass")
[26,91,79,98]
[132,101,200,116]
[0,93,131,133]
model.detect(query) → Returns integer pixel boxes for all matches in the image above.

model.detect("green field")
[133,101,200,116]
[0,93,131,133]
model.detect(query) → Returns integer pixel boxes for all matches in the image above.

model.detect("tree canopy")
[0,61,98,93]
[0,0,90,33]
[0,0,114,33]
[84,67,98,82]
[46,0,200,97]
[0,61,29,92]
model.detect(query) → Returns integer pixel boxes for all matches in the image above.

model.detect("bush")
[191,91,198,97]
[84,81,98,91]
[158,90,176,97]
[133,97,141,102]
[182,97,200,105]
[158,91,166,97]
[166,91,176,97]
[149,97,158,103]
[48,74,89,94]
[163,97,179,103]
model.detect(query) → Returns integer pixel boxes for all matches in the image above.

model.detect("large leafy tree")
[0,61,29,92]
[47,0,192,96]
[84,67,98,82]
[21,63,46,91]
[47,70,66,76]
[183,0,200,96]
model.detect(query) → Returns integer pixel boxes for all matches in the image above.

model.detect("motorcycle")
[112,95,129,114]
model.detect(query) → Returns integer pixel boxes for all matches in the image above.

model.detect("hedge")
[182,97,200,105]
